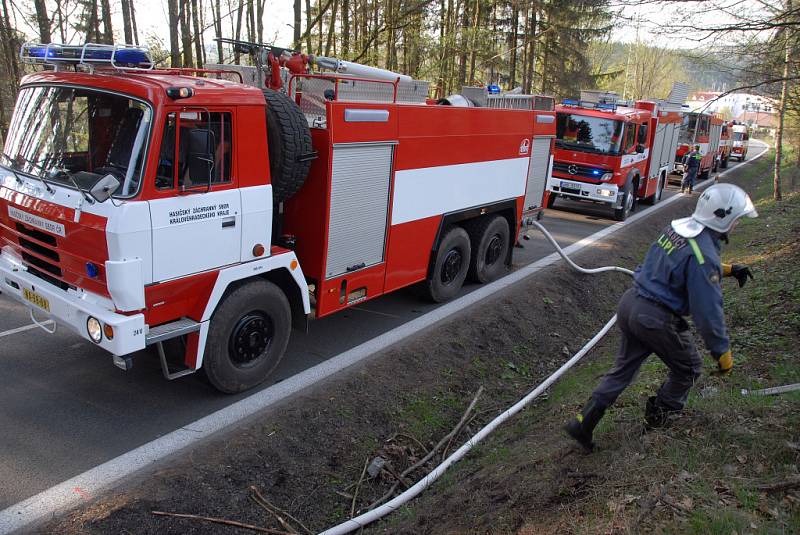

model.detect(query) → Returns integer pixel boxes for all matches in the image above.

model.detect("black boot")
[564,398,606,451]
[644,396,679,429]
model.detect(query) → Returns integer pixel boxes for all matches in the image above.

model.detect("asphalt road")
[0,155,756,510]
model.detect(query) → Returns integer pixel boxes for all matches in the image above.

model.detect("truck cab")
[0,44,310,393]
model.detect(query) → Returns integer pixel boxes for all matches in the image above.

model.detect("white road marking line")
[0,143,769,535]
[0,321,54,339]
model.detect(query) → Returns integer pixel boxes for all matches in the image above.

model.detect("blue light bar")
[596,102,617,111]
[562,99,580,106]
[592,169,601,175]
[21,42,153,71]
[487,84,501,94]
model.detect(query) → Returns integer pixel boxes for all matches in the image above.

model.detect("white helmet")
[672,183,758,238]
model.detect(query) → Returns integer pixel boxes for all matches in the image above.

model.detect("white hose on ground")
[741,383,800,396]
[317,222,635,535]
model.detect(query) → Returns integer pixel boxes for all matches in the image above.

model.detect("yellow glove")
[717,350,733,375]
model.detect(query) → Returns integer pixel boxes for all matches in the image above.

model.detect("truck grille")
[552,161,605,181]
[14,223,71,290]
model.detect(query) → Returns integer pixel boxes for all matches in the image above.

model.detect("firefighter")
[682,144,703,194]
[564,183,758,451]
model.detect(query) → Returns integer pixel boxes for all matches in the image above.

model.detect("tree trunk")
[192,0,203,67]
[213,0,223,61]
[33,0,51,43]
[341,0,349,57]
[130,1,140,44]
[55,0,67,42]
[121,0,134,44]
[293,0,302,45]
[234,0,244,63]
[304,0,312,51]
[773,0,791,201]
[257,0,265,43]
[180,0,194,67]
[509,0,519,88]
[100,0,113,43]
[325,0,338,56]
[168,0,181,66]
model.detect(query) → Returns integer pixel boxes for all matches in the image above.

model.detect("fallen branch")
[151,511,293,534]
[367,386,484,511]
[757,476,800,492]
[250,495,297,534]
[350,457,370,518]
[250,486,313,535]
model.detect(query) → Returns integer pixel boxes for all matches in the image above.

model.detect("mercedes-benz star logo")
[568,164,578,175]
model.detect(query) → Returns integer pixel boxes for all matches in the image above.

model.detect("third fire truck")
[546,86,686,221]
[673,110,725,180]
[0,42,555,393]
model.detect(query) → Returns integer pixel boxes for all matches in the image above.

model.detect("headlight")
[600,173,613,181]
[87,316,102,343]
[598,188,615,197]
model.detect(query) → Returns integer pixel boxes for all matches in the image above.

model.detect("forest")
[0,0,797,197]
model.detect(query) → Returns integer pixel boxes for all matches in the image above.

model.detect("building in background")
[686,92,777,135]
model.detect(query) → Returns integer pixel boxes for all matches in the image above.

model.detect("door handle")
[221,217,236,228]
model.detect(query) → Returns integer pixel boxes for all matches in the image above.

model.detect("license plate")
[23,288,50,312]
[560,180,583,191]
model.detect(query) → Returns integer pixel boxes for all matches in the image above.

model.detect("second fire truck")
[546,86,686,221]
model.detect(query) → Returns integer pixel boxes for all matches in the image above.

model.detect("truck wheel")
[699,168,710,181]
[545,192,557,209]
[203,280,291,394]
[613,182,635,221]
[721,156,729,169]
[465,215,510,283]
[425,226,471,302]
[263,88,313,203]
[642,174,664,206]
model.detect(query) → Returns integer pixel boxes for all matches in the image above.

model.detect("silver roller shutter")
[648,121,666,179]
[325,143,394,279]
[523,137,553,211]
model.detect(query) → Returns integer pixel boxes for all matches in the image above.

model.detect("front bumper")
[0,249,146,355]
[547,176,621,206]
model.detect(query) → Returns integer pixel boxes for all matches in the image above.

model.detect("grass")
[390,149,800,534]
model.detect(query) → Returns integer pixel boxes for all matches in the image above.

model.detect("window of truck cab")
[555,113,624,155]
[155,109,234,191]
[2,84,153,198]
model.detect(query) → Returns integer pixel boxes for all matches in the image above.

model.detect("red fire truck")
[672,110,724,180]
[731,123,750,161]
[546,88,684,221]
[0,43,555,393]
[717,121,732,169]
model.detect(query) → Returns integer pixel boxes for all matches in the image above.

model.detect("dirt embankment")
[42,155,798,535]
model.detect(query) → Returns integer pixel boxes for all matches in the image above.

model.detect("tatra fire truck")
[545,86,685,221]
[672,110,725,180]
[730,123,750,161]
[0,43,556,393]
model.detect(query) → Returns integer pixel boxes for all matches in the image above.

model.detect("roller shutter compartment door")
[523,137,553,211]
[325,143,394,279]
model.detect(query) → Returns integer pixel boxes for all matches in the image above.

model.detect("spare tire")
[263,88,313,203]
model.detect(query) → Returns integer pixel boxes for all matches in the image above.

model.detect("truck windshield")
[2,85,152,197]
[555,113,624,155]
[733,132,745,141]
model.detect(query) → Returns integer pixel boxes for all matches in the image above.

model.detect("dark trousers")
[592,288,702,411]
[682,167,698,190]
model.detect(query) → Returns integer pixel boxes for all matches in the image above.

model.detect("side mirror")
[187,128,215,188]
[635,144,645,154]
[90,174,120,202]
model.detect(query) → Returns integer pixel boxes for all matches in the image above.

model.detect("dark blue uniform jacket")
[634,225,730,357]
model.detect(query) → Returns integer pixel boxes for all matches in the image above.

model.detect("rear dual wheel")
[424,215,511,302]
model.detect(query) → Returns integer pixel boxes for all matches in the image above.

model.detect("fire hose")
[318,221,633,535]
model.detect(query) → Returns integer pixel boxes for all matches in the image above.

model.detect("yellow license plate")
[23,288,50,312]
